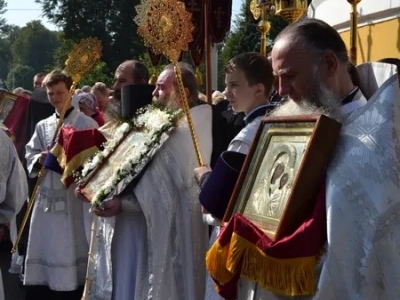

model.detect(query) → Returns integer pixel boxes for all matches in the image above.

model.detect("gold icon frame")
[224,115,341,241]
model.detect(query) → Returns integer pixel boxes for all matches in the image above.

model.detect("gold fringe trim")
[51,143,67,168]
[206,238,234,285]
[51,143,99,186]
[206,232,318,297]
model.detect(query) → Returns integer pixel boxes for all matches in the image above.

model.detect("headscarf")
[77,92,98,111]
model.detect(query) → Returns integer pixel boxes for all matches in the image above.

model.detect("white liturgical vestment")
[24,109,98,291]
[90,104,213,300]
[237,62,400,299]
[0,130,28,300]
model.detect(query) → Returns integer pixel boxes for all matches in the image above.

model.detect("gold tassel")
[149,67,159,85]
[149,73,158,85]
[206,232,318,297]
[195,67,203,86]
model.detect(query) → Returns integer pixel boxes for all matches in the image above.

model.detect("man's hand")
[38,150,48,165]
[93,197,122,218]
[194,165,212,184]
[74,186,90,203]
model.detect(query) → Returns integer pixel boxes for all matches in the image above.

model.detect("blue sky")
[5,0,242,31]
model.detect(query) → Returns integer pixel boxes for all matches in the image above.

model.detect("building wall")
[308,0,400,63]
[339,19,400,63]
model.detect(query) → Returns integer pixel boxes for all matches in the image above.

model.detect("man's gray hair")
[163,63,199,107]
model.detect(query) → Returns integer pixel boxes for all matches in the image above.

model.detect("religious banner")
[2,94,30,159]
[184,0,205,84]
[208,0,232,43]
[183,0,205,46]
[190,32,205,85]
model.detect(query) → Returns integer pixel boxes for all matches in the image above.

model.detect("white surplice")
[0,130,28,300]
[236,62,400,299]
[90,104,213,300]
[24,108,98,291]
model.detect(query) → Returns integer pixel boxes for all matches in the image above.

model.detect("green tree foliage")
[0,0,6,31]
[216,0,293,90]
[51,32,75,69]
[36,0,145,74]
[0,0,12,80]
[0,37,11,80]
[78,61,113,88]
[10,21,59,74]
[0,25,21,81]
[6,64,35,90]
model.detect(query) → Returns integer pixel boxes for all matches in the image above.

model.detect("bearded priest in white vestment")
[88,64,212,300]
[227,18,400,300]
[0,130,28,300]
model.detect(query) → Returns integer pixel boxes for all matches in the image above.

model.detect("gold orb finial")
[64,37,102,83]
[135,0,194,62]
[347,0,362,4]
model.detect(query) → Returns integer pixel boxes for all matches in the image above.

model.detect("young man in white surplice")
[24,70,98,300]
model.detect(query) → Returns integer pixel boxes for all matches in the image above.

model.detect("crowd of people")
[1,18,400,300]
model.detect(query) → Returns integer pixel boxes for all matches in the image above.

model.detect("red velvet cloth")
[212,184,327,299]
[3,95,30,159]
[92,112,105,127]
[54,127,106,187]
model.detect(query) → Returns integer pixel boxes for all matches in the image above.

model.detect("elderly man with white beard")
[207,18,400,300]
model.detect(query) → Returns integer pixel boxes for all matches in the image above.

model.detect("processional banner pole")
[347,0,362,65]
[204,0,213,104]
[250,0,274,56]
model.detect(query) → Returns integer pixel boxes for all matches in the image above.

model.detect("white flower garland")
[78,104,181,208]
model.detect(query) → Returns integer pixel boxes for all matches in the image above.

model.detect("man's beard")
[271,69,341,120]
[153,90,181,111]
[104,94,122,122]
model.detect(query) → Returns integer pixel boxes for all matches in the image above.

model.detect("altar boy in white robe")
[0,130,28,300]
[24,70,98,300]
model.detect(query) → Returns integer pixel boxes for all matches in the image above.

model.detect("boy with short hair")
[24,70,98,300]
[194,52,275,300]
[195,52,275,183]
[223,51,275,152]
